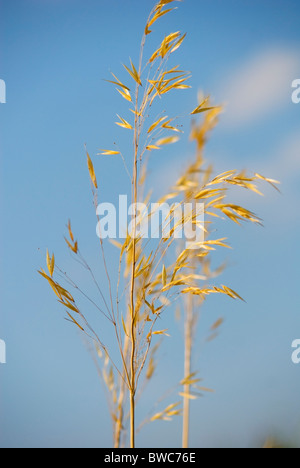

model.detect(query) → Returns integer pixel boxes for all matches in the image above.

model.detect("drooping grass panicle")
[38,0,280,449]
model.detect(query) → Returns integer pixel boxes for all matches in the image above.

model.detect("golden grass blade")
[191,105,219,115]
[129,108,142,117]
[162,264,167,286]
[170,33,186,53]
[152,329,170,336]
[145,7,179,35]
[123,59,142,87]
[86,150,98,189]
[105,81,130,91]
[150,412,163,422]
[181,372,197,381]
[109,239,123,249]
[150,401,181,422]
[195,188,226,200]
[180,376,201,386]
[50,254,55,276]
[64,236,78,254]
[255,173,281,192]
[146,145,160,151]
[191,97,220,115]
[147,116,167,134]
[179,392,198,400]
[158,0,182,5]
[115,115,133,130]
[160,77,191,95]
[156,136,179,146]
[116,87,132,102]
[149,32,181,63]
[38,269,60,299]
[68,220,74,242]
[204,238,231,249]
[162,118,182,132]
[130,58,142,86]
[210,318,224,331]
[196,386,215,393]
[146,357,155,380]
[59,298,79,314]
[46,249,54,277]
[148,8,175,29]
[55,284,75,303]
[222,285,245,302]
[105,72,130,91]
[121,315,129,337]
[161,32,180,58]
[149,49,160,64]
[39,268,75,303]
[207,170,237,186]
[163,31,181,43]
[66,311,84,331]
[98,149,121,156]
[164,65,184,74]
[164,402,181,413]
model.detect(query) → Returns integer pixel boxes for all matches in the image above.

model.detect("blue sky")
[0,0,300,448]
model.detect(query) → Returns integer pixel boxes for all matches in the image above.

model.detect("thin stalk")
[129,76,139,452]
[114,319,130,448]
[130,389,136,448]
[182,274,193,448]
[128,21,148,448]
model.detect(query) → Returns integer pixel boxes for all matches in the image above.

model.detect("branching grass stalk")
[38,0,280,448]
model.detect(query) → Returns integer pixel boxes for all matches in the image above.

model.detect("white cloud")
[219,48,300,127]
